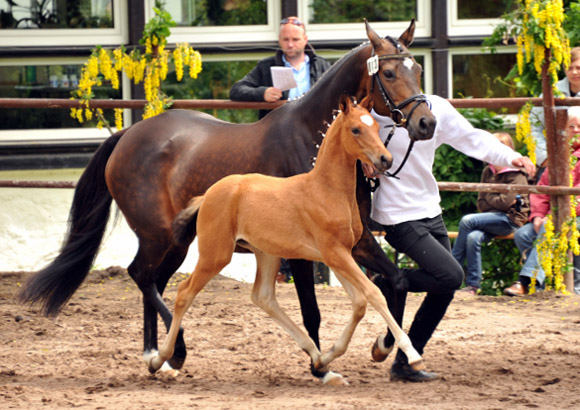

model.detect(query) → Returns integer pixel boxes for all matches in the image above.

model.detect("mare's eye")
[383,70,395,80]
[352,127,361,136]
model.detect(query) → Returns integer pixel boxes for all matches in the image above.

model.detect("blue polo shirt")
[283,54,311,100]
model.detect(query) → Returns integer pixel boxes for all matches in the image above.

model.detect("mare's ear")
[365,19,384,52]
[398,19,415,47]
[360,95,373,111]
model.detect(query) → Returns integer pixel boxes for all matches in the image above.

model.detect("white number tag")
[367,55,379,76]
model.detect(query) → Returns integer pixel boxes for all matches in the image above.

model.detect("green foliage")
[480,239,521,295]
[141,1,176,44]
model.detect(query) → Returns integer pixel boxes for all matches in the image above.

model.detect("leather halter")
[367,36,429,180]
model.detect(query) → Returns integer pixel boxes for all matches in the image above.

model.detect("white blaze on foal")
[360,114,374,126]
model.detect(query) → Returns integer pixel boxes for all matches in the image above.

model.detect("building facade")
[0,0,517,169]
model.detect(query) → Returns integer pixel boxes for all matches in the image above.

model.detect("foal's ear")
[398,19,415,47]
[360,95,373,111]
[338,93,352,113]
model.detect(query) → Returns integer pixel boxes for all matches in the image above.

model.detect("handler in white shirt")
[364,94,535,382]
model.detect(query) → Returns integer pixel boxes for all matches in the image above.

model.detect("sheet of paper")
[270,67,297,91]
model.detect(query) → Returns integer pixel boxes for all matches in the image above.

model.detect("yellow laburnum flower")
[76,107,84,123]
[87,55,99,78]
[145,37,152,55]
[173,47,184,81]
[99,48,113,81]
[114,108,123,130]
[113,47,123,71]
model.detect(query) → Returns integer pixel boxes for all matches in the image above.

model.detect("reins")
[366,36,428,181]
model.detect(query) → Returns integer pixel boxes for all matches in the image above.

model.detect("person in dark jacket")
[452,132,530,295]
[229,16,331,119]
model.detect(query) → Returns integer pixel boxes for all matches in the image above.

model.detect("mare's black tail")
[18,130,125,317]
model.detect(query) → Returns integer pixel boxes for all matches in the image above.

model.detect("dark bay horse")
[148,95,423,385]
[19,20,436,380]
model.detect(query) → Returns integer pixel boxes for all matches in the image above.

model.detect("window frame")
[0,1,128,47]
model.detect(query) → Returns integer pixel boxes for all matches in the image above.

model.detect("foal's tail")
[18,130,125,317]
[172,196,204,248]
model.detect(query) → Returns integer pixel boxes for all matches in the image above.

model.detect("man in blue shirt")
[230,16,331,119]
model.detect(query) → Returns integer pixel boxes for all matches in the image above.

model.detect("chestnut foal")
[146,95,425,384]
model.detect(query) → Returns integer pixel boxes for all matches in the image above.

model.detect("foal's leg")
[352,229,407,361]
[251,252,347,385]
[318,272,367,368]
[327,251,424,370]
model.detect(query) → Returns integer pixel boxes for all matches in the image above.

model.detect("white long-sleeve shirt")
[370,94,522,226]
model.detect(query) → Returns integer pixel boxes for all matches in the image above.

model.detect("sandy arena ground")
[1,267,579,409]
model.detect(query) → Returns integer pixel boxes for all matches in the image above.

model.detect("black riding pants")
[383,215,464,356]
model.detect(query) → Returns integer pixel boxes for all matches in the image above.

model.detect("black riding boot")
[390,292,455,382]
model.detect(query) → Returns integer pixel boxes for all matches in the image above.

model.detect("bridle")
[367,36,429,180]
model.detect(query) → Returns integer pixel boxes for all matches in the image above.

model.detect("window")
[301,0,429,42]
[449,0,516,36]
[0,1,127,46]
[451,48,517,101]
[0,0,114,29]
[162,55,263,123]
[159,0,280,45]
[0,60,121,131]
[308,0,416,23]
[167,0,267,26]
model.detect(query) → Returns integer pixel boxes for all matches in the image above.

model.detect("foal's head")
[364,20,436,142]
[336,95,392,173]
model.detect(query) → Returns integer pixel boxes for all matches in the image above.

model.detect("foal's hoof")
[371,334,393,362]
[143,351,164,374]
[322,371,349,386]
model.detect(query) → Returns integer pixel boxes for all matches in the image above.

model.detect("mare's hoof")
[310,361,328,379]
[322,371,349,386]
[144,351,164,374]
[371,334,393,362]
[168,355,186,370]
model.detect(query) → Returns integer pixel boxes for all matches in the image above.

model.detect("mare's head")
[363,20,436,142]
[336,94,392,173]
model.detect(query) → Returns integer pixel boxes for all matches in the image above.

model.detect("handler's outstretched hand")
[512,156,536,178]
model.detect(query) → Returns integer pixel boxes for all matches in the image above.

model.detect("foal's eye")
[352,127,361,136]
[383,70,395,80]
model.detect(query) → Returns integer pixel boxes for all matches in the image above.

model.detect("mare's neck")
[292,46,369,144]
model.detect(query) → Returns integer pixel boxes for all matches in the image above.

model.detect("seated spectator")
[505,107,580,296]
[452,132,530,295]
[531,47,580,174]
